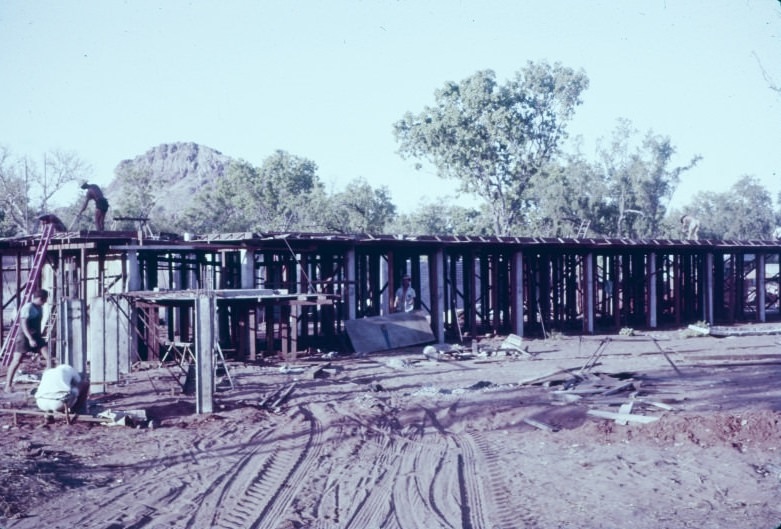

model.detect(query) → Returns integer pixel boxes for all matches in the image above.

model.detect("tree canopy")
[394,62,589,236]
[0,146,90,235]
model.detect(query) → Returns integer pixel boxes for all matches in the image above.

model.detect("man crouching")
[35,364,90,415]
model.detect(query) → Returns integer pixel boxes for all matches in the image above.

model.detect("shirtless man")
[680,214,700,240]
[74,182,109,231]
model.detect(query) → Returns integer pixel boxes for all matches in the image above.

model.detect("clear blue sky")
[1,0,780,213]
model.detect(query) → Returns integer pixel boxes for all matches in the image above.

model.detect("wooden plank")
[0,408,108,423]
[518,366,579,386]
[523,417,555,432]
[587,409,659,424]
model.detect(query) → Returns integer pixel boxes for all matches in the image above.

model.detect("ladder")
[575,220,590,238]
[1,222,56,366]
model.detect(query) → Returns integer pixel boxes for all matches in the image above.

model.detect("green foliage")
[109,166,156,231]
[595,119,700,238]
[388,199,490,236]
[531,120,699,238]
[316,177,396,234]
[394,63,589,236]
[679,175,776,240]
[180,151,324,234]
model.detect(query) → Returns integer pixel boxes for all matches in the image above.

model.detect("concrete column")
[127,250,143,292]
[647,252,657,328]
[757,253,766,322]
[240,249,255,289]
[512,251,524,337]
[88,297,120,392]
[346,248,357,321]
[56,298,87,372]
[583,252,595,334]
[380,256,389,315]
[194,295,215,414]
[430,248,445,344]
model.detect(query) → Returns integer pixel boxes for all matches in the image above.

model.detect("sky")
[1,0,780,215]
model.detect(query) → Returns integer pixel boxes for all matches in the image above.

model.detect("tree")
[394,63,589,236]
[526,152,611,237]
[388,199,489,237]
[681,176,775,239]
[593,119,700,238]
[109,166,156,227]
[182,151,324,234]
[0,146,90,235]
[317,178,396,234]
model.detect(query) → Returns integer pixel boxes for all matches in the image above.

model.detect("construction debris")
[97,409,150,428]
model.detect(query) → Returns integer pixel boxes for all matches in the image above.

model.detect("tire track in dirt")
[466,430,529,529]
[392,442,456,529]
[451,430,518,529]
[185,405,323,529]
[339,434,399,529]
[29,417,282,529]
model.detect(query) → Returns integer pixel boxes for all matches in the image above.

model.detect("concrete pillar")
[127,251,142,291]
[346,248,357,321]
[380,256,389,315]
[757,253,766,322]
[240,249,255,289]
[194,295,215,414]
[88,297,122,393]
[512,251,524,337]
[57,298,87,372]
[647,252,657,328]
[430,248,445,344]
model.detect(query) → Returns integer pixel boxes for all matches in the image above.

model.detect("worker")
[35,364,90,414]
[73,182,109,231]
[680,214,700,240]
[392,273,416,313]
[5,289,51,393]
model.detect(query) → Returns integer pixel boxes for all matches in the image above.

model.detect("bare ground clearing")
[2,326,781,529]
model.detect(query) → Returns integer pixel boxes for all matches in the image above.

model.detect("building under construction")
[1,226,779,411]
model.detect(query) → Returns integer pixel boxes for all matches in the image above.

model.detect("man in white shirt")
[35,364,89,414]
[393,274,416,313]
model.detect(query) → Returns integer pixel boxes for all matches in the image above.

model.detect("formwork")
[1,230,779,362]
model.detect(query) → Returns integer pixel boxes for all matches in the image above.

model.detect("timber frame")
[2,230,780,361]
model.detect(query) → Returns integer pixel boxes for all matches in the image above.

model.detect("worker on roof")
[72,182,109,231]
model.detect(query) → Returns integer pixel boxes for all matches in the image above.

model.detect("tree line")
[2,61,779,239]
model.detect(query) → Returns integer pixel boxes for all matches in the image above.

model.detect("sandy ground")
[1,326,781,529]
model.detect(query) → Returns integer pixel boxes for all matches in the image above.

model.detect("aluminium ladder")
[575,220,590,238]
[0,222,56,366]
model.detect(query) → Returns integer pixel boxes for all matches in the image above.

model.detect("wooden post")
[346,248,356,321]
[704,252,714,324]
[583,252,594,334]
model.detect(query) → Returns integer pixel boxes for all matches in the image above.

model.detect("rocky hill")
[106,142,233,228]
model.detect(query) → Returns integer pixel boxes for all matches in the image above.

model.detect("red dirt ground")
[2,325,781,529]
